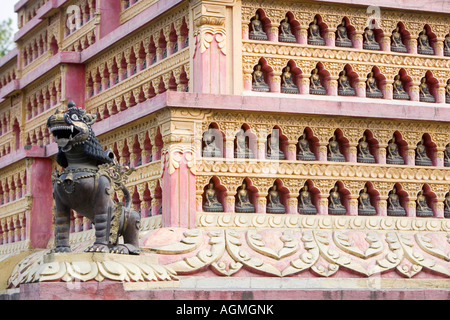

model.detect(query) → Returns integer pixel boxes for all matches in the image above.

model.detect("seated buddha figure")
[297,133,316,161]
[416,189,433,217]
[308,17,325,46]
[358,186,376,216]
[386,136,405,165]
[445,32,450,57]
[444,143,450,167]
[202,127,222,158]
[328,184,347,215]
[387,187,406,216]
[235,181,255,213]
[266,133,285,160]
[366,72,383,99]
[266,183,286,214]
[202,180,224,212]
[393,74,410,100]
[298,184,317,215]
[357,134,375,163]
[391,26,407,53]
[235,128,254,159]
[363,27,380,50]
[446,79,450,104]
[419,77,435,103]
[281,66,299,94]
[415,137,432,166]
[444,191,450,218]
[249,13,268,40]
[417,28,434,55]
[279,16,296,43]
[335,19,352,47]
[252,64,270,92]
[328,134,345,162]
[310,67,326,95]
[338,70,356,96]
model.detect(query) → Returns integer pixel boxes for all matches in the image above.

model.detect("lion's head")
[47,101,113,168]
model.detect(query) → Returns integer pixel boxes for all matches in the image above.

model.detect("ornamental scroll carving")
[143,226,450,279]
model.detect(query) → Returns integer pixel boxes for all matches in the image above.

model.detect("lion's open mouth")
[49,125,81,150]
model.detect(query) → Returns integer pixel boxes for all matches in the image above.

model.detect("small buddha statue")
[444,143,450,167]
[387,187,406,216]
[308,17,325,46]
[281,66,299,94]
[279,16,296,43]
[335,19,353,47]
[297,133,316,161]
[357,134,375,163]
[328,134,345,162]
[386,136,405,165]
[298,184,317,215]
[338,70,356,96]
[417,28,434,55]
[266,183,286,214]
[358,187,376,216]
[444,32,450,57]
[393,74,410,100]
[391,26,407,53]
[203,180,224,212]
[444,191,450,218]
[366,72,383,98]
[249,13,268,40]
[363,27,380,50]
[310,67,326,95]
[328,184,347,215]
[235,128,254,159]
[235,181,255,213]
[252,64,270,92]
[202,127,222,157]
[419,77,435,103]
[416,190,433,217]
[267,134,285,160]
[445,79,450,104]
[415,137,432,166]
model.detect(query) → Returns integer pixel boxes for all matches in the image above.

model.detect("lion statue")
[47,101,141,254]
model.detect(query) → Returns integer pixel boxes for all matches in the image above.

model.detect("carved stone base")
[336,39,353,47]
[387,208,406,216]
[418,47,434,55]
[310,87,327,95]
[8,251,178,288]
[357,155,376,163]
[363,42,380,50]
[338,88,356,96]
[281,85,299,94]
[298,205,317,215]
[308,38,326,46]
[266,205,286,214]
[416,158,433,166]
[297,153,317,161]
[279,35,297,43]
[393,92,410,100]
[249,32,268,41]
[392,45,408,53]
[252,84,270,92]
[416,209,434,217]
[366,90,383,99]
[420,95,436,103]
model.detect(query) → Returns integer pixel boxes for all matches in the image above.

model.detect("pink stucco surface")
[13,281,450,300]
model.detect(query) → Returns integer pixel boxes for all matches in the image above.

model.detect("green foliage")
[0,18,14,57]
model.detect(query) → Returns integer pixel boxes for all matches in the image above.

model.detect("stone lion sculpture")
[47,101,141,254]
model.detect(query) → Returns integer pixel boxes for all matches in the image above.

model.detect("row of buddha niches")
[202,126,450,167]
[249,11,450,56]
[252,62,450,103]
[202,178,450,218]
